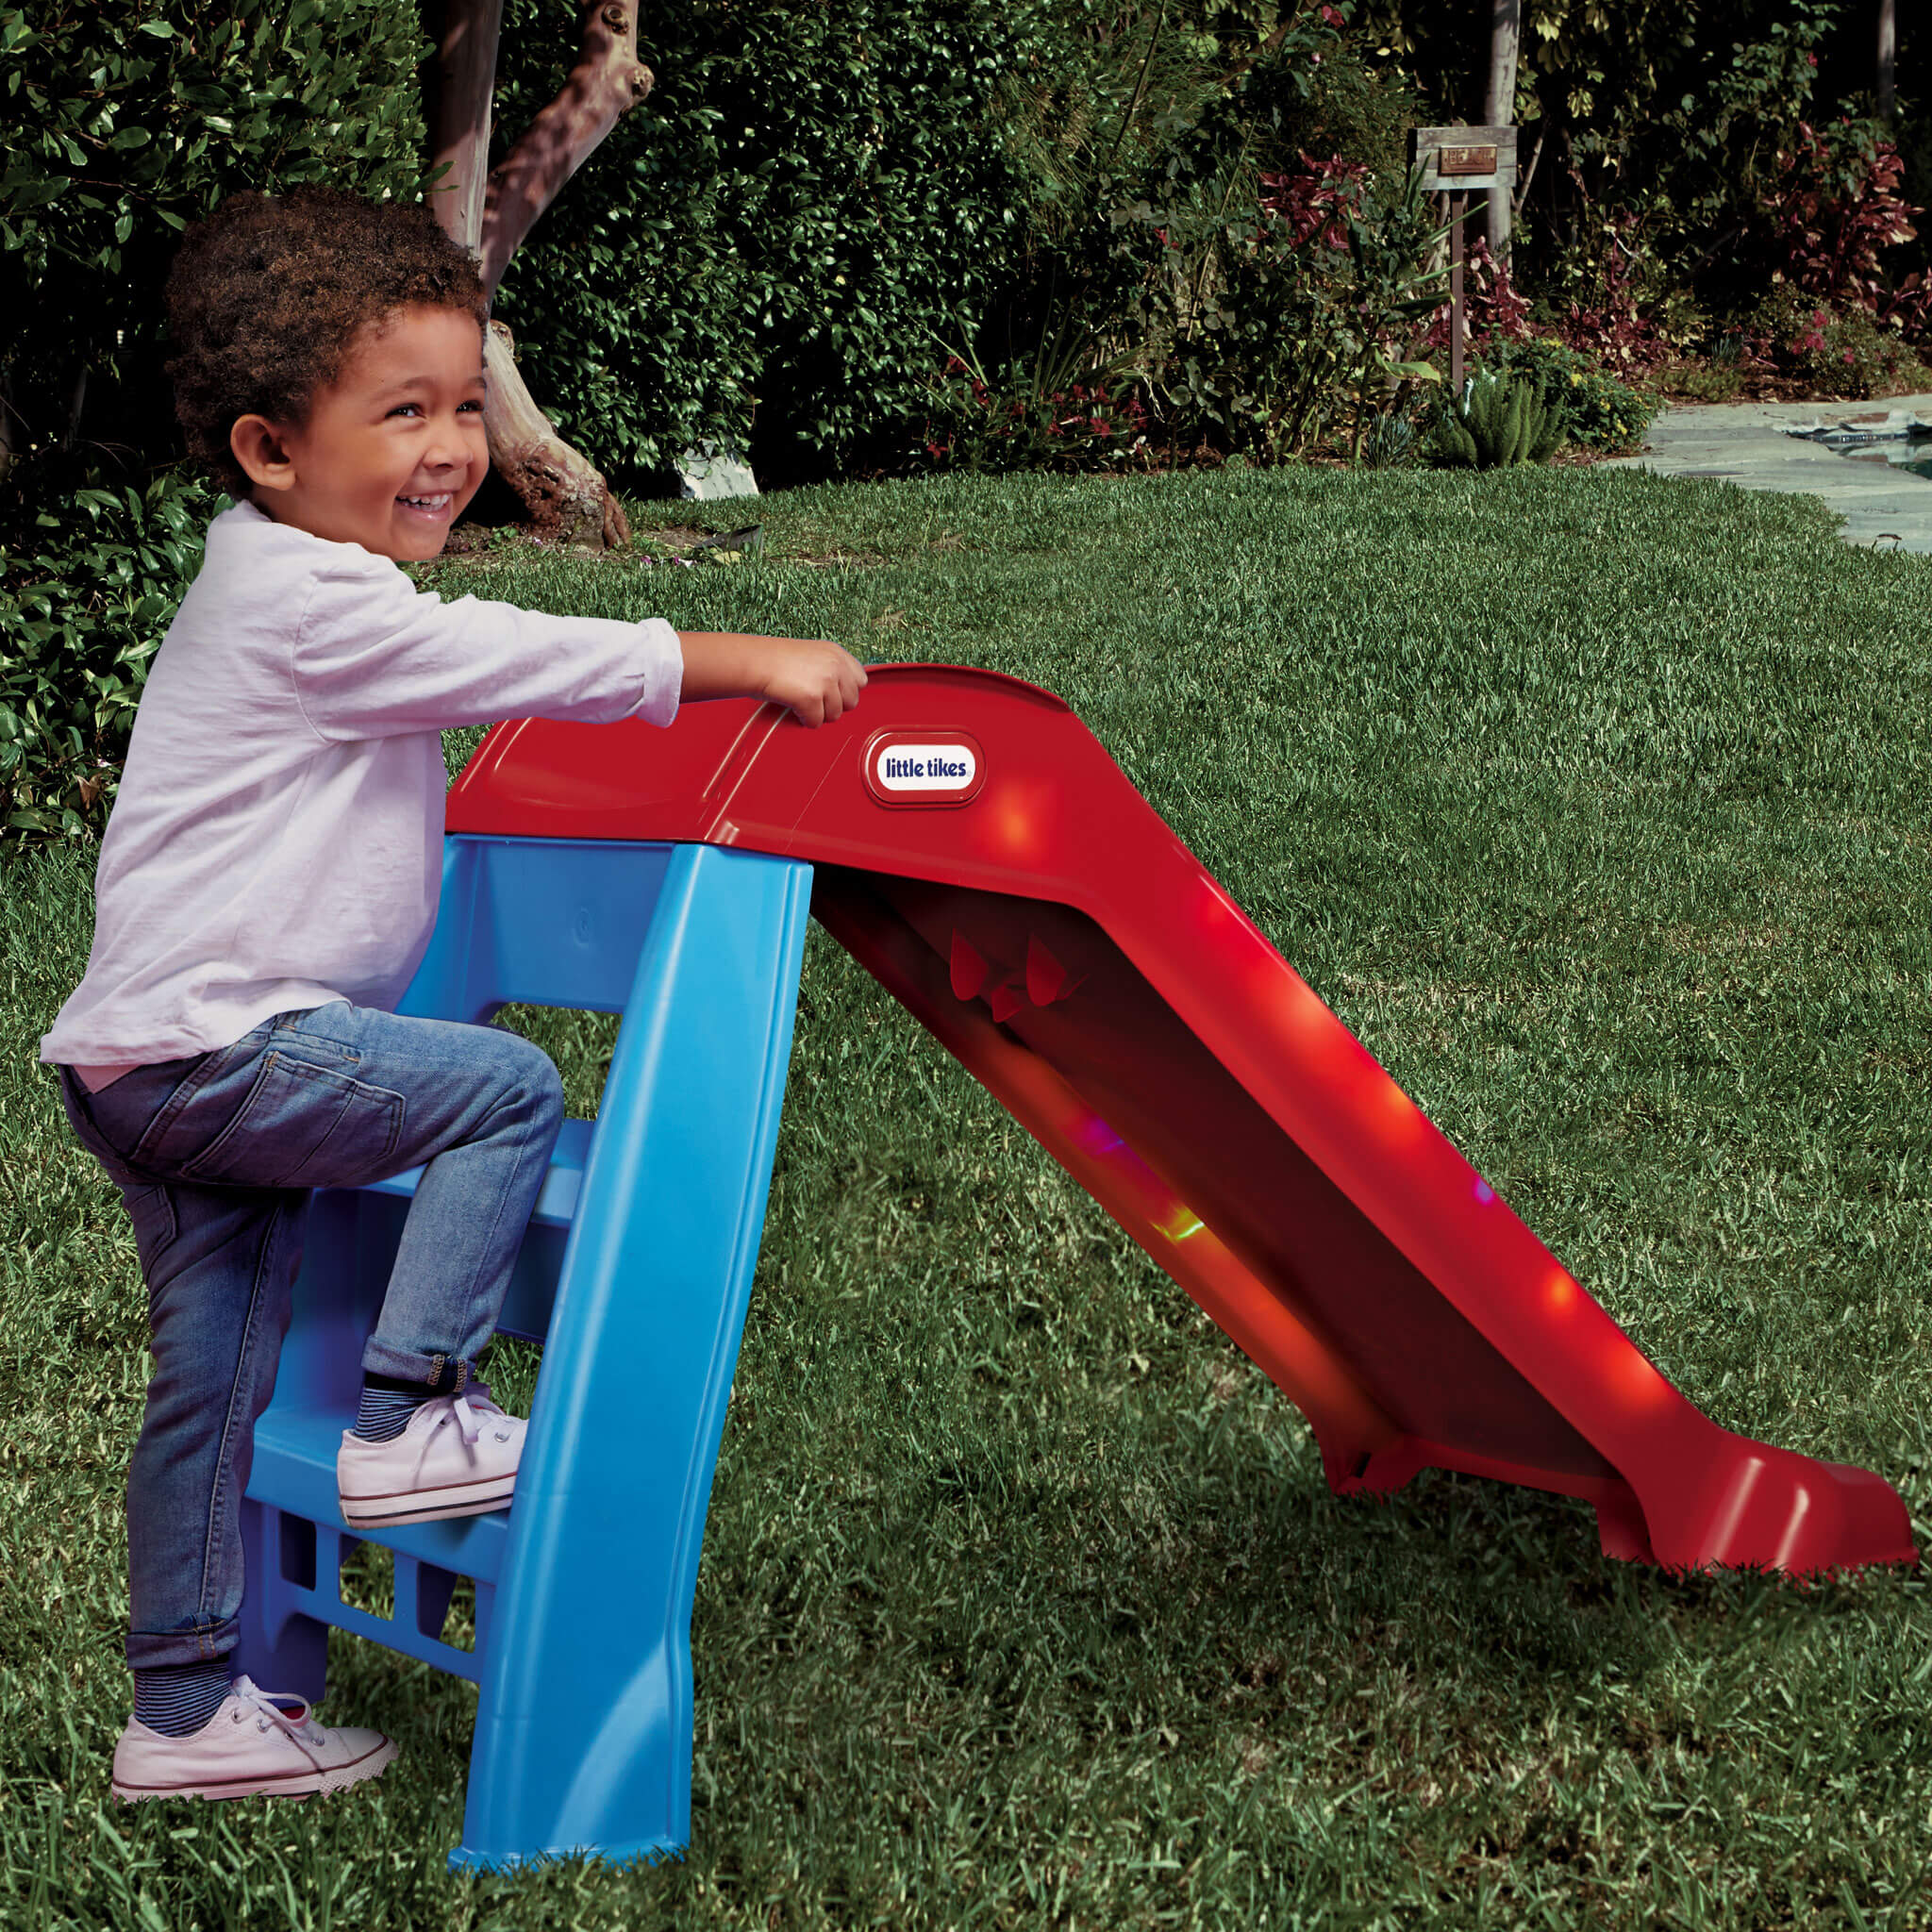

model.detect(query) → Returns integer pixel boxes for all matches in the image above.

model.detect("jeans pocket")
[177,1052,405,1189]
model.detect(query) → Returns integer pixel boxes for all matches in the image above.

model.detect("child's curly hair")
[164,185,489,496]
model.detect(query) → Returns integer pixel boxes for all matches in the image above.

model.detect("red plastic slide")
[448,663,1915,1575]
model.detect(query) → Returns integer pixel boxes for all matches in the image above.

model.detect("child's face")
[228,304,489,563]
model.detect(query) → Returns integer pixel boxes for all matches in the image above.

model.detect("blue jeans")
[57,1001,565,1674]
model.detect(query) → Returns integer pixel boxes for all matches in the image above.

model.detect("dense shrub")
[1745,284,1928,397]
[1751,120,1921,316]
[1356,0,1847,303]
[1161,152,1441,461]
[1415,236,1659,456]
[1254,25,1424,187]
[1478,337,1659,455]
[1357,1,1931,357]
[0,472,226,841]
[956,1,1443,468]
[487,0,1427,488]
[899,141,1445,475]
[907,355,1152,477]
[487,0,1048,491]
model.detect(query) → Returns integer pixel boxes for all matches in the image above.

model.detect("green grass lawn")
[5,461,1932,1928]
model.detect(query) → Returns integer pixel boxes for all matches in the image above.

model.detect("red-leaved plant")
[1418,223,1672,378]
[1758,121,1920,318]
[1420,234,1533,356]
[1257,151,1372,250]
[915,354,1150,475]
[1550,216,1675,375]
[1881,271,1932,339]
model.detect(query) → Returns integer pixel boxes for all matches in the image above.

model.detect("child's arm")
[677,631,867,726]
[289,559,865,741]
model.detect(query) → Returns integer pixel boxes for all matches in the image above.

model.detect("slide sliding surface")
[447,663,1914,1576]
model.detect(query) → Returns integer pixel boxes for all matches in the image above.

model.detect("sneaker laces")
[226,1675,325,1758]
[445,1380,511,1448]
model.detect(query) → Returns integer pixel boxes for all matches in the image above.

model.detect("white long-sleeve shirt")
[41,499,681,1081]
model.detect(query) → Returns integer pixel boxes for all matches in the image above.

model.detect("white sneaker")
[336,1384,525,1529]
[111,1675,396,1802]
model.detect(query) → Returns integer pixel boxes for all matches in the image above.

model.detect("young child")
[38,184,864,1804]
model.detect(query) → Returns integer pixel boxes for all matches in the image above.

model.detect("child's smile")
[230,304,489,563]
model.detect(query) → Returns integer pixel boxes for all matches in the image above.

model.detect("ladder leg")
[453,848,813,1869]
[235,1499,330,1704]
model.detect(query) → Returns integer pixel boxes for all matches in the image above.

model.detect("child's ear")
[229,415,298,493]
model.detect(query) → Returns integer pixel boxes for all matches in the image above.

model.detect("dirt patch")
[439,519,562,559]
[634,524,726,554]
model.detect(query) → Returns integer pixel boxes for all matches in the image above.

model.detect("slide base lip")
[1666,1446,1920,1578]
[1326,1433,1919,1578]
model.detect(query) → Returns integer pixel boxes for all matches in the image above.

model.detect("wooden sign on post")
[1411,125,1518,192]
[1409,125,1518,394]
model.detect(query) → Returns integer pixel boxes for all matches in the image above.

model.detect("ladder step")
[250,1406,511,1585]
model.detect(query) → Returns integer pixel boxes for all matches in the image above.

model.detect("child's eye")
[387,401,486,419]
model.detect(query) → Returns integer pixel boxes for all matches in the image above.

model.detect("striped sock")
[133,1658,232,1737]
[353,1374,434,1443]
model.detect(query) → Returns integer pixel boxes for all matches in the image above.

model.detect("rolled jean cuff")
[125,1615,238,1674]
[360,1339,474,1392]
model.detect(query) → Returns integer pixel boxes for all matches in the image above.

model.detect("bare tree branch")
[479,0,654,303]
[1512,121,1546,221]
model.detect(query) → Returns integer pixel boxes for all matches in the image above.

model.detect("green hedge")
[487,0,1054,491]
[489,1,1397,489]
[0,474,228,841]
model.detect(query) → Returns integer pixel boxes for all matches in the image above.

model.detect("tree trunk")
[1483,0,1521,260]
[428,0,503,251]
[485,321,629,550]
[427,0,652,551]
[1878,0,1897,127]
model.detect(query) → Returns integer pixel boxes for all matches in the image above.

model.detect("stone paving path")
[1602,392,1932,553]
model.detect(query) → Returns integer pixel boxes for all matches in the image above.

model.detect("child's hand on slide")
[758,636,868,725]
[677,630,868,724]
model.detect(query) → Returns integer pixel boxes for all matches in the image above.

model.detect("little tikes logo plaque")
[863,730,985,808]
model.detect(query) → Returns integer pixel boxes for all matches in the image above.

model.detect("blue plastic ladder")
[234,833,814,1868]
